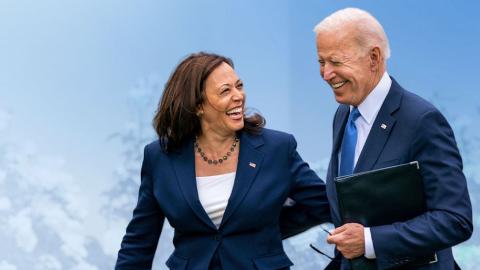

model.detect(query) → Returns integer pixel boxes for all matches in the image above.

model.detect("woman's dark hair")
[153,52,265,152]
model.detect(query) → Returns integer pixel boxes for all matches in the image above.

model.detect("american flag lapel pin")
[249,162,256,168]
[380,123,387,130]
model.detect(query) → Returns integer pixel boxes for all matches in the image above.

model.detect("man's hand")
[327,223,365,259]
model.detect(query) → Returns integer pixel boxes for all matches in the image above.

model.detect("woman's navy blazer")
[116,128,330,270]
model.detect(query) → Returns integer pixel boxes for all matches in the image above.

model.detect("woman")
[115,52,330,270]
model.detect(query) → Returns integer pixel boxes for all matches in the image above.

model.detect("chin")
[335,94,358,106]
[235,123,245,131]
[334,95,348,105]
[230,122,244,132]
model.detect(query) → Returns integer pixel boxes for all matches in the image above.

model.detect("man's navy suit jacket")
[115,128,330,270]
[326,78,473,270]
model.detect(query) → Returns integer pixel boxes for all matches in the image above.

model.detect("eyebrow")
[217,79,242,89]
[318,55,345,63]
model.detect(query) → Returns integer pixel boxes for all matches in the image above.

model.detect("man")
[314,8,472,270]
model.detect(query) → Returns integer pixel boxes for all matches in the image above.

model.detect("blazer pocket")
[253,252,294,270]
[165,253,188,270]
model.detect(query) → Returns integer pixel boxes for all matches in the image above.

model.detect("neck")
[197,131,237,155]
[355,67,385,106]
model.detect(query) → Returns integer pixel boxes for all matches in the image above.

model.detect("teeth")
[331,81,346,89]
[227,107,242,114]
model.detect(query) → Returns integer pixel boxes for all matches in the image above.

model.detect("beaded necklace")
[194,136,239,165]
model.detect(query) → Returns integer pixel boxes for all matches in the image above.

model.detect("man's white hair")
[313,7,391,60]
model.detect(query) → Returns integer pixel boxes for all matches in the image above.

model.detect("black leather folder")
[334,161,437,270]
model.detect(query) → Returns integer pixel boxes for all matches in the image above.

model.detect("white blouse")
[196,172,236,228]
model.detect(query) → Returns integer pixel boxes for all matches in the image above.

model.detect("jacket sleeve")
[280,134,331,239]
[371,109,473,269]
[115,145,165,269]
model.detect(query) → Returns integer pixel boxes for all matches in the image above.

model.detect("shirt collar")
[352,71,392,125]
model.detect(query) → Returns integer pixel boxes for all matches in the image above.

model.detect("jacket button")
[214,235,222,241]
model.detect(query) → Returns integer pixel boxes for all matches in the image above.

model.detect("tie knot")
[349,107,361,122]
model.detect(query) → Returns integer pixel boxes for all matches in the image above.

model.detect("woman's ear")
[196,106,204,117]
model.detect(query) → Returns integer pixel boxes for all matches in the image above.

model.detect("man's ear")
[369,47,382,71]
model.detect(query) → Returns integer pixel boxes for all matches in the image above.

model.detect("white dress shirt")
[196,172,236,228]
[343,71,391,259]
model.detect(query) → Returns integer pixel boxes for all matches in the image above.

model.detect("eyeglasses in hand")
[309,226,340,262]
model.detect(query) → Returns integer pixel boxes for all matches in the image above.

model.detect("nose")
[321,63,335,81]
[232,88,244,102]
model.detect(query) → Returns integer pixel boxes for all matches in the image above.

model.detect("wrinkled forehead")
[317,27,364,57]
[317,35,353,57]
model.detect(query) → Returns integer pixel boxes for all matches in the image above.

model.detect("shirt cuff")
[364,227,376,259]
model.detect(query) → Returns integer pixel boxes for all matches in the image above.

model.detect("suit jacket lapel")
[328,105,350,226]
[220,131,264,228]
[332,105,351,167]
[171,139,217,230]
[354,78,403,172]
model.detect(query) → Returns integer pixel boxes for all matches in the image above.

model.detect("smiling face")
[199,62,245,137]
[316,26,383,106]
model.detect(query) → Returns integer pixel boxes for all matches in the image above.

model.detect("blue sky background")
[1,0,479,269]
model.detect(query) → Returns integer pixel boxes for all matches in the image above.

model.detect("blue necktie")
[339,107,361,176]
